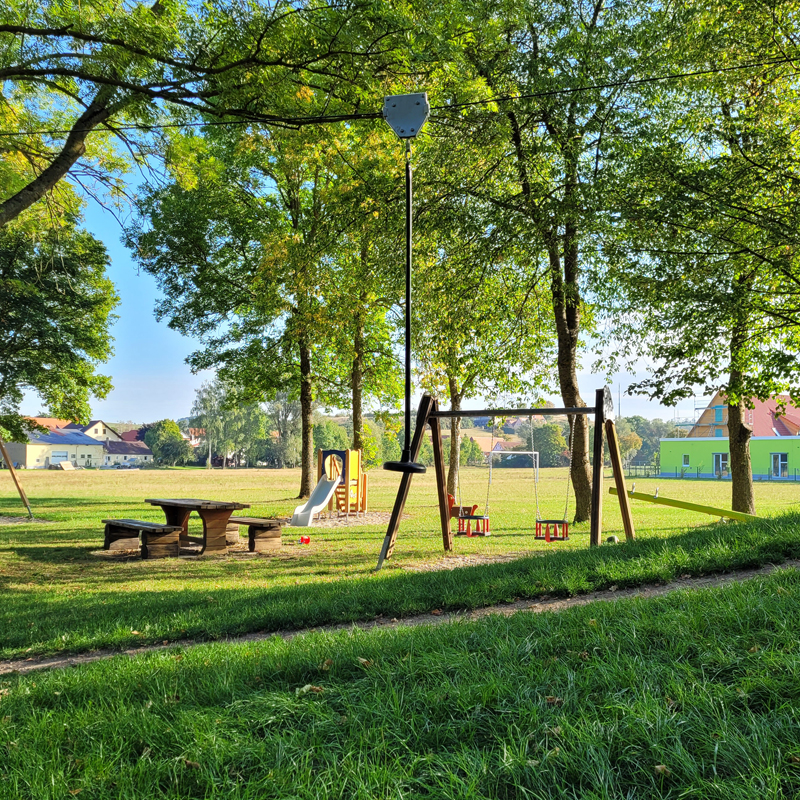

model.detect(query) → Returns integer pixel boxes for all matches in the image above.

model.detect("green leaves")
[0,223,117,441]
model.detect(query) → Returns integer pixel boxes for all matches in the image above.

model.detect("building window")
[80,453,85,458]
[715,429,723,437]
[714,406,723,423]
[682,454,690,467]
[713,453,729,476]
[771,453,788,478]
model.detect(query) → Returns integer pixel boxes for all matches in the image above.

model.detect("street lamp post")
[381,92,430,475]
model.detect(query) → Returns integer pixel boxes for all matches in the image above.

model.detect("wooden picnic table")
[145,498,250,556]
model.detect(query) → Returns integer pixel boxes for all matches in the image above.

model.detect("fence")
[662,467,800,481]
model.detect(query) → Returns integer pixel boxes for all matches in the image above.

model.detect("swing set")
[376,387,637,570]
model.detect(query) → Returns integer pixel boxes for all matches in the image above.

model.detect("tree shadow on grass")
[1,512,799,659]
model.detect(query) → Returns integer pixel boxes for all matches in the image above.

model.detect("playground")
[4,469,800,797]
[2,466,800,662]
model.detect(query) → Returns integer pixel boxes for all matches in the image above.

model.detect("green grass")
[2,567,800,798]
[1,468,800,659]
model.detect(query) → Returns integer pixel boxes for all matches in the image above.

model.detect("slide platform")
[290,475,342,527]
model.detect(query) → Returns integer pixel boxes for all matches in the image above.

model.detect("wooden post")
[0,435,33,519]
[429,399,453,553]
[589,388,607,547]
[605,419,635,541]
[376,394,435,570]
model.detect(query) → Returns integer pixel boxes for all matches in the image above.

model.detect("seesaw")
[609,487,758,522]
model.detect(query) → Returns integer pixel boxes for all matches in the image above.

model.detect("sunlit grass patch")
[2,568,800,798]
[0,467,798,658]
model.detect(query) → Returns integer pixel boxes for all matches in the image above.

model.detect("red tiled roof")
[120,430,143,441]
[26,417,73,430]
[701,392,800,437]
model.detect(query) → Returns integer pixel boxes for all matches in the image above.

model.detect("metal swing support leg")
[376,395,451,571]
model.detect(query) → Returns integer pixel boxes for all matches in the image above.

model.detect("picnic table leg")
[198,508,232,555]
[160,507,192,547]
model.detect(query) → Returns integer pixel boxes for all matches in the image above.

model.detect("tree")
[0,220,117,440]
[617,431,643,465]
[412,180,556,496]
[144,419,189,465]
[419,0,687,521]
[313,420,349,453]
[191,381,224,469]
[158,436,195,467]
[603,1,800,513]
[460,437,484,467]
[191,379,268,467]
[313,125,405,451]
[265,394,302,469]
[0,0,406,227]
[530,423,567,469]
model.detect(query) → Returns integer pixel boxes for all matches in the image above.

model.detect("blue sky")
[20,200,702,425]
[63,201,210,423]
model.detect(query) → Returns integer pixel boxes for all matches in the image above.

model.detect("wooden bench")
[228,517,285,552]
[102,519,184,559]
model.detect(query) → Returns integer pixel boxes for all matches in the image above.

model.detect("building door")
[713,453,729,476]
[771,453,788,478]
[50,451,69,464]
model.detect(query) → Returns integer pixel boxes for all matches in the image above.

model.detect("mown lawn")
[2,567,800,798]
[0,467,799,659]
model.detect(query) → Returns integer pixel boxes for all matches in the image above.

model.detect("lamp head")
[382,93,430,139]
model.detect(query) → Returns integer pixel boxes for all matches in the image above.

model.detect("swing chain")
[484,419,494,516]
[530,415,542,521]
[563,415,577,521]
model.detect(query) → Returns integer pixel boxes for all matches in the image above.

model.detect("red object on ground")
[299,536,311,544]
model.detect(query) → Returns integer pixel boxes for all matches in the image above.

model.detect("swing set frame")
[376,387,636,570]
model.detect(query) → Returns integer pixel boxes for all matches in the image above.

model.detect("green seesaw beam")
[609,487,758,522]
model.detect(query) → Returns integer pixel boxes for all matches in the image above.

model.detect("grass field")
[1,467,800,660]
[2,566,800,798]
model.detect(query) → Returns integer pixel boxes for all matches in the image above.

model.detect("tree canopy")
[0,221,117,440]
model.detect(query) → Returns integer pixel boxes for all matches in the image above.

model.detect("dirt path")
[2,559,798,676]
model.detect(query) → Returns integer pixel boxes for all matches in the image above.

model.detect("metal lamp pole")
[382,92,430,475]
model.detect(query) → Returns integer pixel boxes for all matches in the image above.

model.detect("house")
[27,417,74,431]
[2,428,105,469]
[183,427,205,447]
[64,420,122,442]
[1,418,154,468]
[120,429,144,442]
[103,440,154,466]
[660,391,800,479]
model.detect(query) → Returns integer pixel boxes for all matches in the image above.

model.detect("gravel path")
[2,558,797,676]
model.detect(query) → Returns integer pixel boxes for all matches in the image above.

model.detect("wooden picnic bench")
[228,517,286,552]
[145,498,250,556]
[102,519,184,559]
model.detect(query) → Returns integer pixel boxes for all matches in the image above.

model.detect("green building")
[660,391,800,480]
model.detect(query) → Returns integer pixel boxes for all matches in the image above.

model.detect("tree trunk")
[446,379,461,497]
[0,91,114,227]
[728,333,756,514]
[727,276,756,514]
[728,396,754,513]
[207,438,211,469]
[299,342,314,498]
[548,238,592,523]
[352,313,364,451]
